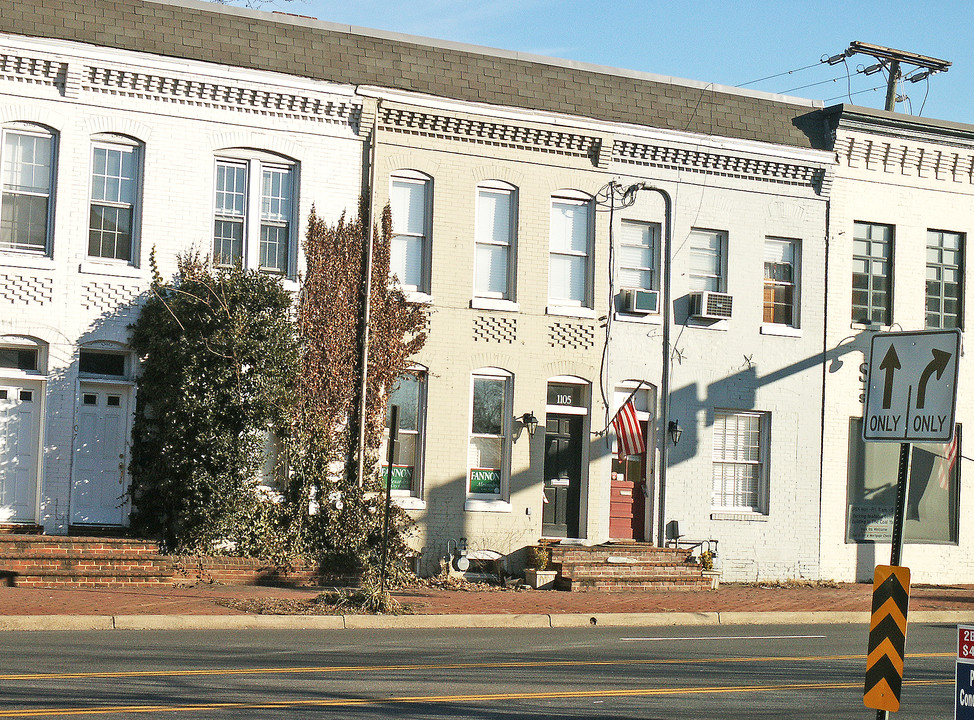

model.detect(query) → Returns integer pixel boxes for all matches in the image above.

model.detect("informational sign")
[863,330,961,443]
[957,625,974,720]
[864,565,911,712]
[381,464,413,491]
[469,468,501,494]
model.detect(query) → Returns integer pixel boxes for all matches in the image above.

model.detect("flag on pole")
[937,433,958,490]
[612,398,644,461]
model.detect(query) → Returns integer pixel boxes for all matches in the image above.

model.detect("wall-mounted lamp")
[520,412,539,437]
[668,420,683,445]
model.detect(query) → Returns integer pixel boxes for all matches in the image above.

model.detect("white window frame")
[1,124,56,257]
[466,367,513,511]
[88,135,141,266]
[382,367,427,507]
[762,237,800,329]
[711,410,769,514]
[548,191,594,310]
[212,152,297,277]
[473,180,517,303]
[389,170,432,297]
[688,228,728,293]
[619,220,660,292]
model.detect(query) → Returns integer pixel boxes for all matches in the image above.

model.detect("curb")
[1,609,970,632]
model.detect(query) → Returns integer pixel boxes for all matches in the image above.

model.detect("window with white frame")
[1,125,55,254]
[390,171,431,293]
[549,193,593,307]
[688,228,727,293]
[712,410,769,513]
[926,229,963,330]
[213,154,295,275]
[619,220,659,292]
[474,181,517,300]
[89,137,140,263]
[467,369,512,497]
[763,237,799,326]
[382,370,426,497]
[852,221,893,325]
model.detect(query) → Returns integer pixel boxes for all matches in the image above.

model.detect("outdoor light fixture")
[520,412,540,437]
[668,420,683,445]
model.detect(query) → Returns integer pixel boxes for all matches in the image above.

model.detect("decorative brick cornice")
[0,49,64,89]
[613,140,826,191]
[835,134,974,184]
[380,106,601,162]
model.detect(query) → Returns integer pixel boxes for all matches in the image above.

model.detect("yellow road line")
[0,651,951,682]
[0,678,953,717]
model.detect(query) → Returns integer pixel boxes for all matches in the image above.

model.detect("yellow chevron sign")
[864,565,911,712]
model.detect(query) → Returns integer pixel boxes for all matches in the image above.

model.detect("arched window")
[467,367,512,501]
[88,134,142,264]
[382,366,427,503]
[389,170,432,295]
[1,123,56,255]
[474,180,517,301]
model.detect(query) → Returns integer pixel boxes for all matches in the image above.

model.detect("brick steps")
[0,534,322,588]
[549,543,714,592]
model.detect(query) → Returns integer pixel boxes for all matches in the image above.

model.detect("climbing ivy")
[128,203,426,580]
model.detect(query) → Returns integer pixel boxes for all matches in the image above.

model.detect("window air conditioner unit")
[690,291,733,319]
[621,288,660,314]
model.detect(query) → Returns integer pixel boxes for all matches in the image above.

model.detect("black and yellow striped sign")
[864,564,911,712]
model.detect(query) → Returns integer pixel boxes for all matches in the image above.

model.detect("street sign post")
[862,329,962,719]
[863,329,961,443]
[957,625,974,720]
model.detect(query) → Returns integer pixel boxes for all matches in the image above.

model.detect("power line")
[736,60,824,88]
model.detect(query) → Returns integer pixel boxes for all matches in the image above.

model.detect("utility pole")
[843,41,950,112]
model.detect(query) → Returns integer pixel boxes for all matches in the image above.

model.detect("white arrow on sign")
[863,329,962,443]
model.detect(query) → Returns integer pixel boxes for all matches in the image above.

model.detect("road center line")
[620,634,827,642]
[0,679,953,718]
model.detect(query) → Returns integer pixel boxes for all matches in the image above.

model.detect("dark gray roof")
[1,0,829,149]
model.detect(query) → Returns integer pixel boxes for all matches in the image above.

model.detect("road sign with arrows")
[863,329,961,443]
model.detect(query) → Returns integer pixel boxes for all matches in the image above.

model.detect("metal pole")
[875,440,911,720]
[380,404,399,593]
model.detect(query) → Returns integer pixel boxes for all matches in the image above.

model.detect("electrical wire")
[825,84,887,102]
[735,60,825,88]
[919,74,931,116]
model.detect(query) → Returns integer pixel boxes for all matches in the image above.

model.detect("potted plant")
[524,541,558,590]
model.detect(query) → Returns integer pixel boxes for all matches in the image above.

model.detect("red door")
[609,424,647,541]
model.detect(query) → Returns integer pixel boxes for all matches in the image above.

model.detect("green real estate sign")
[381,464,413,491]
[469,468,501,494]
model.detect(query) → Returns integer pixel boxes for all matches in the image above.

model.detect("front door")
[609,427,647,541]
[0,381,42,523]
[71,384,131,526]
[542,414,583,538]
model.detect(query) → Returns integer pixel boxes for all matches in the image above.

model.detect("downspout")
[355,95,381,486]
[654,186,674,547]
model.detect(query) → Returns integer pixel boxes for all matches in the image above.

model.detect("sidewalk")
[0,581,971,630]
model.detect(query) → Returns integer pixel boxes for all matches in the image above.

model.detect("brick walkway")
[0,582,971,617]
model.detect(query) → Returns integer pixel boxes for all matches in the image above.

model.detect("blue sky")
[239,0,974,126]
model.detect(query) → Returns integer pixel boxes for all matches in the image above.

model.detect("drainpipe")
[355,95,381,486]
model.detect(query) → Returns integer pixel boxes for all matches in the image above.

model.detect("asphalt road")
[1,622,958,719]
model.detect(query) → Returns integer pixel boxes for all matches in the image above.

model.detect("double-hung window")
[549,193,593,307]
[926,229,963,329]
[1,125,54,254]
[390,171,431,294]
[619,220,659,292]
[688,228,727,292]
[467,369,512,499]
[852,221,893,325]
[213,154,295,275]
[763,238,799,326]
[712,410,769,513]
[474,182,517,300]
[89,138,140,263]
[382,370,427,499]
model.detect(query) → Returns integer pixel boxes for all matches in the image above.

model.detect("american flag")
[612,398,644,461]
[937,433,958,490]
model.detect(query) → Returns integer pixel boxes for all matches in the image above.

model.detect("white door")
[71,384,131,526]
[0,381,41,523]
